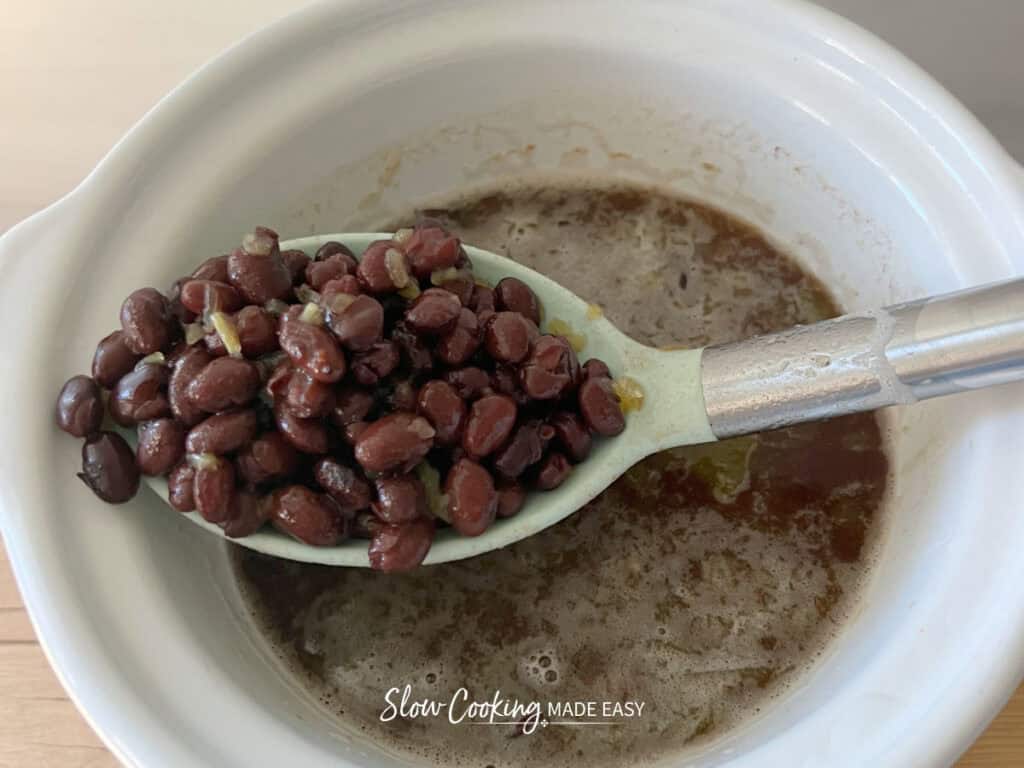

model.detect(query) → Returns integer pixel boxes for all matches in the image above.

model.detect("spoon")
[137,234,1024,566]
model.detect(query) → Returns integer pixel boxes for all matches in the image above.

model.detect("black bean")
[92,330,142,388]
[354,412,435,473]
[226,228,292,304]
[194,458,236,523]
[417,380,466,444]
[520,334,579,400]
[492,419,548,479]
[373,474,427,523]
[535,451,572,490]
[405,288,462,334]
[484,312,535,364]
[314,458,372,511]
[284,369,336,418]
[270,486,347,546]
[278,305,347,383]
[78,432,139,503]
[351,341,400,387]
[56,375,104,437]
[445,458,496,537]
[495,277,541,325]
[167,461,196,511]
[444,367,491,399]
[357,240,410,293]
[110,364,170,426]
[186,357,260,413]
[549,411,592,462]
[368,518,434,572]
[462,395,516,458]
[403,224,461,278]
[168,347,212,427]
[120,287,172,354]
[326,294,384,352]
[136,418,186,476]
[236,432,299,485]
[274,403,329,454]
[578,376,625,436]
[179,280,243,315]
[185,410,259,455]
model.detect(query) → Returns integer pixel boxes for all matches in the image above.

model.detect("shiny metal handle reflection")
[700,277,1024,438]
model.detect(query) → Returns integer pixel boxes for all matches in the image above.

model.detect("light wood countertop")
[0,2,1020,765]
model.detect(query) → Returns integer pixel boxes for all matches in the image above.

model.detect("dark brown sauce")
[235,179,889,767]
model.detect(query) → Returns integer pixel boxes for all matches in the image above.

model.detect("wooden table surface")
[1,2,1021,766]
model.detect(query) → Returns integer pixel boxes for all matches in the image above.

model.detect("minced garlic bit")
[474,276,493,289]
[298,302,325,326]
[326,292,356,314]
[612,376,645,414]
[415,462,450,523]
[264,299,289,316]
[430,266,470,286]
[392,227,414,245]
[546,318,586,353]
[210,311,243,357]
[184,322,205,346]
[294,283,321,305]
[384,248,410,289]
[242,230,274,256]
[397,280,421,301]
[135,351,166,370]
[586,303,604,320]
[186,452,220,471]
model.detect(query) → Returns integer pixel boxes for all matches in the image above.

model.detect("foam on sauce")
[234,179,890,767]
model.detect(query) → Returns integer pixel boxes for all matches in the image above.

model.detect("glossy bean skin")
[483,312,535,364]
[167,461,196,511]
[416,380,466,444]
[185,409,259,455]
[391,321,434,373]
[280,249,311,285]
[315,241,357,261]
[226,230,292,304]
[321,275,362,298]
[168,347,212,427]
[351,341,400,387]
[236,432,299,485]
[284,369,336,418]
[186,357,261,413]
[495,277,541,325]
[120,287,173,355]
[405,288,462,334]
[445,458,497,537]
[307,251,357,291]
[92,330,142,388]
[440,278,474,307]
[368,518,434,572]
[78,432,139,503]
[314,458,372,511]
[443,367,491,399]
[56,375,104,437]
[549,411,592,462]
[469,284,496,315]
[520,334,580,400]
[578,376,626,436]
[331,386,375,428]
[344,421,369,446]
[356,240,410,293]
[354,412,435,473]
[278,306,347,383]
[274,403,329,454]
[179,279,243,315]
[326,294,384,352]
[404,224,461,278]
[191,255,230,283]
[205,306,279,357]
[110,364,170,426]
[492,419,549,479]
[436,308,480,366]
[194,459,236,523]
[535,451,572,490]
[490,366,528,405]
[462,394,517,458]
[373,474,427,523]
[270,486,348,546]
[496,481,526,518]
[136,418,186,476]
[581,358,612,380]
[221,489,271,538]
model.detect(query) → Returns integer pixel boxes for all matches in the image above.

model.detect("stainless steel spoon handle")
[700,277,1024,438]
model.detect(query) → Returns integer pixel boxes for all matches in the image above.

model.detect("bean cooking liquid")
[234,179,889,767]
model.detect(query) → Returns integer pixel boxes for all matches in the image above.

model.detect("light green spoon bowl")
[139,234,715,566]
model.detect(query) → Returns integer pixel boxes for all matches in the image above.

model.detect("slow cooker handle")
[700,277,1024,438]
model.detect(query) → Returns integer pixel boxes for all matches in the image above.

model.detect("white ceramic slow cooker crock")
[1,1,1023,765]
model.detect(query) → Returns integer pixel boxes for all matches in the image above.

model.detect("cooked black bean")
[437,307,480,366]
[417,380,466,444]
[92,330,142,388]
[280,249,310,285]
[326,294,384,351]
[226,228,292,304]
[439,277,474,307]
[483,312,535,363]
[284,369,335,418]
[315,241,357,262]
[331,386,375,428]
[405,288,462,334]
[186,357,260,413]
[444,367,491,399]
[274,403,329,454]
[179,279,243,315]
[205,306,278,358]
[120,287,173,355]
[136,418,185,476]
[307,252,357,291]
[535,451,572,490]
[368,518,434,572]
[582,358,612,380]
[404,223,461,278]
[463,394,516,458]
[56,375,104,437]
[354,412,435,473]
[373,474,427,524]
[168,347,212,427]
[167,461,196,511]
[344,421,369,446]
[578,376,626,436]
[278,305,347,383]
[391,321,434,372]
[495,277,541,325]
[185,409,259,455]
[221,489,271,538]
[351,341,399,387]
[549,411,592,462]
[191,255,230,283]
[496,481,526,518]
[314,458,372,511]
[492,419,548,479]
[110,364,170,426]
[237,432,299,485]
[490,366,528,405]
[520,334,579,400]
[78,432,139,503]
[271,486,347,546]
[193,457,235,523]
[446,458,496,537]
[469,284,496,315]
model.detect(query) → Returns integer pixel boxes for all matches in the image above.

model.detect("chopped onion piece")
[414,462,450,523]
[384,248,410,289]
[210,311,243,357]
[397,281,421,301]
[184,322,205,346]
[135,351,166,370]
[392,227,414,245]
[299,302,324,326]
[186,452,220,471]
[430,266,471,286]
